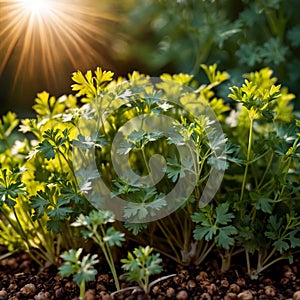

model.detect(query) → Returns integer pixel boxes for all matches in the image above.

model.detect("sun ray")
[0,0,119,93]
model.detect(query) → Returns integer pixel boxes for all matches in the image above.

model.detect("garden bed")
[0,66,299,300]
[1,251,300,300]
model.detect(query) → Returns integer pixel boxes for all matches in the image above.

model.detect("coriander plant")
[0,63,299,280]
[120,246,163,294]
[59,248,99,300]
[72,210,125,290]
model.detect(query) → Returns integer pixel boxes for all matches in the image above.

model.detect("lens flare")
[0,0,117,91]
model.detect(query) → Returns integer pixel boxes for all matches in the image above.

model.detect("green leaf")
[146,254,163,275]
[48,203,73,221]
[59,262,77,277]
[273,240,289,252]
[103,227,125,247]
[121,246,162,287]
[191,211,208,224]
[207,156,228,171]
[60,248,82,265]
[123,203,148,220]
[124,222,148,235]
[37,140,55,160]
[217,225,237,249]
[289,230,300,248]
[0,180,25,208]
[255,197,272,214]
[73,266,97,286]
[73,253,99,285]
[128,130,145,144]
[72,134,96,151]
[215,203,234,225]
[268,215,281,232]
[117,140,134,155]
[60,184,86,205]
[46,219,62,233]
[165,156,182,182]
[193,226,216,241]
[59,248,99,286]
[287,25,300,47]
[30,191,51,219]
[236,42,262,67]
[261,38,288,65]
[88,210,115,226]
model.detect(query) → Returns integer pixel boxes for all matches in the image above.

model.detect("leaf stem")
[93,226,120,290]
[245,250,251,276]
[141,148,155,186]
[257,151,274,190]
[79,280,85,300]
[240,117,254,202]
[156,221,181,261]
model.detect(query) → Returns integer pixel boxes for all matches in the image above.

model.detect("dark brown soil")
[1,251,300,300]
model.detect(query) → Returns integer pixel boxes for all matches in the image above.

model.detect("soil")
[0,251,300,300]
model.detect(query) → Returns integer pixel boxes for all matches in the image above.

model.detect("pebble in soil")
[1,253,300,299]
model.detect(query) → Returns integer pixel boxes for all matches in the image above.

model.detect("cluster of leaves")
[117,0,300,108]
[59,248,99,300]
[70,65,229,229]
[0,64,299,289]
[220,68,300,277]
[72,210,125,290]
[0,72,115,264]
[69,64,300,279]
[121,246,163,294]
[0,111,58,265]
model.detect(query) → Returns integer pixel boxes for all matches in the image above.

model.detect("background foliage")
[118,0,300,110]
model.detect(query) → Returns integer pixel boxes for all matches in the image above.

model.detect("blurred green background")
[1,0,300,115]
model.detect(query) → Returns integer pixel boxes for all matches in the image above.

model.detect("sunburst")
[0,0,118,93]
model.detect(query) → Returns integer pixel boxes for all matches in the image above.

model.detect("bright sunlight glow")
[0,0,117,88]
[21,0,51,15]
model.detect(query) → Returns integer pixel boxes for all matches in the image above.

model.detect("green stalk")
[194,241,216,265]
[93,227,120,290]
[275,158,292,202]
[11,207,43,267]
[245,250,251,276]
[261,246,276,268]
[192,36,214,76]
[79,280,85,300]
[36,219,56,263]
[139,264,149,294]
[168,213,184,245]
[158,219,182,248]
[257,151,274,190]
[264,9,286,41]
[156,221,181,262]
[58,149,76,180]
[258,257,288,274]
[104,242,120,290]
[240,117,254,202]
[141,147,155,186]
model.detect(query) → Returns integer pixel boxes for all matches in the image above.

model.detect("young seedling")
[111,246,175,298]
[71,210,125,290]
[59,248,98,300]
